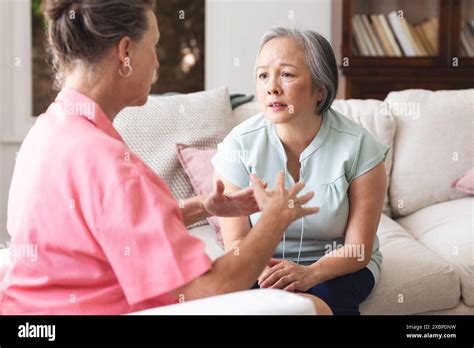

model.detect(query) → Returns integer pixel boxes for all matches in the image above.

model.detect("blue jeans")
[252,267,375,315]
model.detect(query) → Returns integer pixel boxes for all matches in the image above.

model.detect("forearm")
[183,214,287,300]
[179,195,211,227]
[309,245,369,285]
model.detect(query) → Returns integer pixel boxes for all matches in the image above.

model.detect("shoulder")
[229,112,268,138]
[326,107,366,140]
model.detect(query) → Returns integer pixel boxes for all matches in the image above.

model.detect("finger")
[229,186,254,199]
[250,174,266,201]
[261,262,284,282]
[260,269,288,288]
[268,258,284,267]
[271,275,293,290]
[258,266,270,284]
[276,170,285,190]
[288,182,305,197]
[214,179,225,195]
[296,191,315,205]
[283,282,298,292]
[297,206,320,218]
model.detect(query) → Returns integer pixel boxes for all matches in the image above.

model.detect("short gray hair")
[255,27,338,115]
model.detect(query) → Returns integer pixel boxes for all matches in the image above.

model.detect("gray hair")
[42,0,156,89]
[255,27,338,115]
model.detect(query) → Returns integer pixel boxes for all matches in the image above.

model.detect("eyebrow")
[256,63,299,70]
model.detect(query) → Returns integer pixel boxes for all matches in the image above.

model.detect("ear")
[315,86,324,102]
[117,36,132,64]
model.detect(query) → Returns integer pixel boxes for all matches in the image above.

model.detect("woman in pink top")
[1,0,329,315]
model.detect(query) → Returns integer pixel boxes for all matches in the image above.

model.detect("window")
[31,0,205,116]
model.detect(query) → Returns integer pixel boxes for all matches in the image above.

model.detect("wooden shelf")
[340,0,474,99]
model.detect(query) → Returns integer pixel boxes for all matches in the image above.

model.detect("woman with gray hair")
[213,27,390,315]
[1,2,325,314]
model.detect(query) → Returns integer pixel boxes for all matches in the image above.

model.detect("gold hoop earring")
[119,57,132,77]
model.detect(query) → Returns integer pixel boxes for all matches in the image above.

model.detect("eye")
[282,72,293,78]
[258,72,268,80]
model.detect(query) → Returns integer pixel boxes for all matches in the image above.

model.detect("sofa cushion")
[385,89,474,218]
[360,215,461,315]
[114,87,234,228]
[397,197,474,305]
[233,100,397,216]
[417,300,474,315]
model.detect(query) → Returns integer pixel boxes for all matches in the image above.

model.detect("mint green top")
[211,108,390,285]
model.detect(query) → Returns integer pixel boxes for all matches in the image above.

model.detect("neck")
[64,68,122,122]
[276,112,323,153]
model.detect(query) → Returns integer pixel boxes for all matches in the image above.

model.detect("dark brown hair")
[42,0,156,88]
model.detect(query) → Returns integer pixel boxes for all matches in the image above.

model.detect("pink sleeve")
[96,174,212,305]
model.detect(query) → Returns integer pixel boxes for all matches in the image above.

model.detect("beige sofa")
[1,88,472,315]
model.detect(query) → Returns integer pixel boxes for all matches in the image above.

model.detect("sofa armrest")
[129,289,316,315]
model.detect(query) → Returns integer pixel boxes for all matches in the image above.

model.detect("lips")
[268,102,287,107]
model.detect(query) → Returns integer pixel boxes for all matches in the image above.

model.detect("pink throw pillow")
[452,168,474,195]
[176,144,223,245]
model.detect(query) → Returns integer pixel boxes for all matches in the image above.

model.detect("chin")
[263,110,294,124]
[130,93,149,107]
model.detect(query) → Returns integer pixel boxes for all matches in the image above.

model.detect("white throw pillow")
[114,87,234,227]
[384,89,474,218]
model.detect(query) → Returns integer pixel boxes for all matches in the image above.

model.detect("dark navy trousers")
[252,267,375,315]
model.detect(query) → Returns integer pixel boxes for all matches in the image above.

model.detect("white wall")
[205,0,332,95]
[0,0,36,244]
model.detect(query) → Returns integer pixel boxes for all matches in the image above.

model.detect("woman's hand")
[258,259,317,292]
[203,179,262,217]
[251,171,319,228]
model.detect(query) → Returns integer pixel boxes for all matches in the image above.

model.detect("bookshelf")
[341,0,474,99]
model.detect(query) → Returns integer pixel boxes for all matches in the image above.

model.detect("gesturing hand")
[250,171,320,227]
[203,179,262,217]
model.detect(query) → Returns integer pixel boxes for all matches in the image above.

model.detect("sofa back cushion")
[233,99,396,216]
[114,87,234,228]
[385,89,473,218]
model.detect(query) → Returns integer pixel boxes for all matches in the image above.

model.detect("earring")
[119,57,132,77]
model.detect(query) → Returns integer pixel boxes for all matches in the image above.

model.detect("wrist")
[308,261,323,285]
[199,195,212,218]
[259,211,290,234]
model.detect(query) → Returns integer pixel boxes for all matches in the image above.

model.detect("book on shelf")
[388,11,416,56]
[361,14,385,55]
[460,21,474,57]
[378,14,403,56]
[352,15,370,56]
[351,11,439,57]
[371,14,394,56]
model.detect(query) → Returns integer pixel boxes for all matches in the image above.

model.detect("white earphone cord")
[282,168,305,264]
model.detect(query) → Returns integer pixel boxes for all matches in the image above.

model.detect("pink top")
[1,87,212,314]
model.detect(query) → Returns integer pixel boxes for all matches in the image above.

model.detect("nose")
[266,77,282,95]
